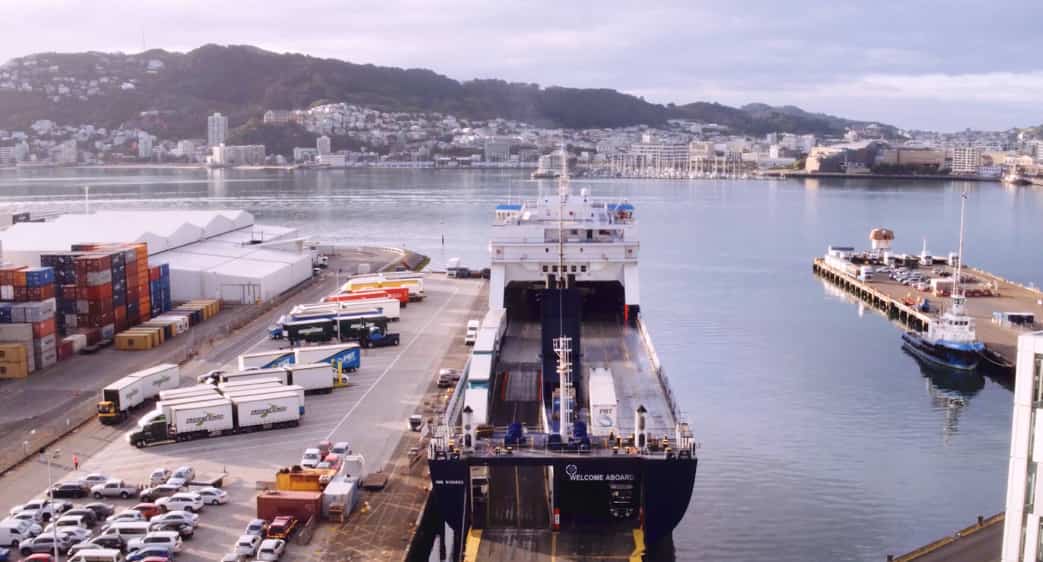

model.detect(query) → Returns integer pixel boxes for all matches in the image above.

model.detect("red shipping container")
[32,318,55,338]
[77,284,113,301]
[13,287,26,301]
[0,265,25,286]
[12,270,26,287]
[61,284,77,300]
[57,340,74,361]
[77,299,113,315]
[114,305,126,323]
[77,311,113,329]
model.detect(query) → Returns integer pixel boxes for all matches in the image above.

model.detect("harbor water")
[3,167,1042,561]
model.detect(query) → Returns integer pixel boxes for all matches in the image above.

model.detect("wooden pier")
[813,257,1043,364]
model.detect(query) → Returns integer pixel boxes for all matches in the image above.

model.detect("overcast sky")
[5,0,1042,131]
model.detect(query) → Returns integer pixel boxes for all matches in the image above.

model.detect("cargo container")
[275,467,325,492]
[220,367,291,386]
[293,343,360,372]
[239,349,296,371]
[256,490,322,522]
[97,363,180,424]
[159,384,223,401]
[221,385,305,412]
[217,377,284,391]
[586,367,618,437]
[294,298,401,321]
[323,287,409,307]
[342,276,424,301]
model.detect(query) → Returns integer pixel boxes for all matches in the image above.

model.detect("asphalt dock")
[813,257,1042,364]
[0,248,480,562]
[888,513,1002,562]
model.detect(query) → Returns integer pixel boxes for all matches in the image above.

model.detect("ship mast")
[553,139,573,441]
[952,189,967,315]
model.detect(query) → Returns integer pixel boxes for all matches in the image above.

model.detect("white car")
[128,530,183,553]
[105,510,146,524]
[256,538,286,561]
[81,473,110,487]
[300,448,321,468]
[150,510,199,528]
[197,487,229,505]
[53,514,90,530]
[235,534,262,557]
[1,514,42,536]
[330,441,351,455]
[148,468,172,487]
[156,492,204,513]
[42,522,91,543]
[9,499,64,522]
[172,466,195,483]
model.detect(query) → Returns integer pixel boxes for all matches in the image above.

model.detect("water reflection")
[904,349,986,443]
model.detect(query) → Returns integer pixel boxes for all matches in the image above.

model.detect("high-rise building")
[317,135,331,156]
[137,132,153,159]
[207,112,228,146]
[1002,331,1043,562]
[951,146,983,175]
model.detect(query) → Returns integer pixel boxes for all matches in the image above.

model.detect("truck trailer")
[97,363,180,424]
[238,349,295,371]
[128,391,303,447]
[293,343,360,372]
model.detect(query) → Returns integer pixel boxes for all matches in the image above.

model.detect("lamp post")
[42,447,61,560]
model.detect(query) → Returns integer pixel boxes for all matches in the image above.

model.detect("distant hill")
[0,44,892,138]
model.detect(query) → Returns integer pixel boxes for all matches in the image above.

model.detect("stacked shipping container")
[0,264,58,376]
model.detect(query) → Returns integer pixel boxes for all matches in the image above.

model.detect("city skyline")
[4,1,1042,132]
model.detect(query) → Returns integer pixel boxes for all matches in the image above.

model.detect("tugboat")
[901,190,983,370]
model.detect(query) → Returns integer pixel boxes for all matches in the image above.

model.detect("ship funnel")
[634,404,648,452]
[463,405,475,452]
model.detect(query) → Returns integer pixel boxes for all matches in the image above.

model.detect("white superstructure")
[488,185,638,310]
[1002,331,1043,562]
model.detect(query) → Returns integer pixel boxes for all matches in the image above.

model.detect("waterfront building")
[317,135,331,156]
[483,136,512,162]
[317,153,346,167]
[207,112,228,146]
[176,140,196,159]
[52,139,77,164]
[951,146,983,175]
[1002,331,1043,562]
[137,132,153,159]
[210,144,265,166]
[293,147,318,162]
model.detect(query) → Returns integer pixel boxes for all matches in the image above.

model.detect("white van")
[68,549,124,562]
[464,320,480,345]
[0,518,35,547]
[100,521,150,541]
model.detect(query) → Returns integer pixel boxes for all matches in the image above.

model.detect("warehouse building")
[0,210,313,304]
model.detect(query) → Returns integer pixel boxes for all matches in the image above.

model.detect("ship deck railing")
[429,428,696,461]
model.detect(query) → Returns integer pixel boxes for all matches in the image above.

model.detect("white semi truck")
[128,390,303,448]
[97,364,180,425]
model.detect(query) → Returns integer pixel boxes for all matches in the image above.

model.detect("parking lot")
[0,274,483,561]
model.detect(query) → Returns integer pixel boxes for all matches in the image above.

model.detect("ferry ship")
[428,164,697,559]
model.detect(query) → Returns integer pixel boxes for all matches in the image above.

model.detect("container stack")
[148,263,172,317]
[119,299,220,351]
[0,264,58,376]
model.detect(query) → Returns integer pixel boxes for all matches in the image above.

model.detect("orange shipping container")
[32,318,56,338]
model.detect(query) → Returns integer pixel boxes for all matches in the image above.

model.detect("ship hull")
[901,331,981,371]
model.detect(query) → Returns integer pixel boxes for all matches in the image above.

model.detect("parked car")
[140,485,185,503]
[243,519,267,537]
[148,469,171,488]
[255,539,285,561]
[92,479,141,500]
[299,448,321,469]
[149,512,198,529]
[6,511,45,532]
[18,533,72,556]
[148,520,194,540]
[130,504,162,519]
[220,553,248,562]
[155,494,203,513]
[265,517,296,540]
[61,508,98,527]
[196,488,228,505]
[21,554,54,562]
[81,474,111,488]
[330,441,351,456]
[84,503,116,519]
[105,510,146,525]
[41,523,90,543]
[125,545,173,561]
[49,481,89,499]
[234,534,261,557]
[128,531,182,554]
[10,499,71,523]
[436,368,461,388]
[67,535,126,556]
[53,513,91,531]
[169,467,195,486]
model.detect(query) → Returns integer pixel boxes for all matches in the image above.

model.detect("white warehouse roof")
[0,209,313,304]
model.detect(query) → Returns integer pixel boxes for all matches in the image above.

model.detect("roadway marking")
[323,285,461,440]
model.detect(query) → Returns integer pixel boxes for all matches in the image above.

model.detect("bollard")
[977,514,984,526]
[887,556,893,562]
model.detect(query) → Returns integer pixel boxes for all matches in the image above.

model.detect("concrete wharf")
[813,257,1043,364]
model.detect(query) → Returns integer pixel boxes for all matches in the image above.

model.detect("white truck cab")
[464,320,480,345]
